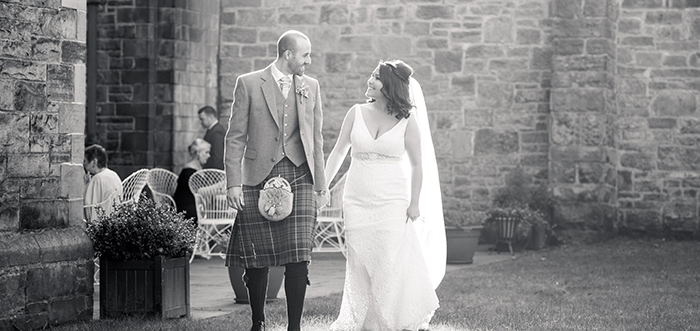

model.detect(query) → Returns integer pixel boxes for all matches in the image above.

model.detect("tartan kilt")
[225,158,317,268]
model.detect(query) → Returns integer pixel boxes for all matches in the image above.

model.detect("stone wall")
[615,0,700,237]
[0,0,94,329]
[93,0,219,178]
[219,0,554,218]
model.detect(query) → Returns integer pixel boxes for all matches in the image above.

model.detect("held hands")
[315,190,329,211]
[406,203,420,223]
[227,186,244,210]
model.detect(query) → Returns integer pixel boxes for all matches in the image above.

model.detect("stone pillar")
[92,0,220,177]
[549,0,619,241]
[0,0,94,329]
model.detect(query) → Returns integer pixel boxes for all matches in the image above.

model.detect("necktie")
[279,76,291,99]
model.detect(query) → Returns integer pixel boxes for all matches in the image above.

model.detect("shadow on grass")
[48,238,700,331]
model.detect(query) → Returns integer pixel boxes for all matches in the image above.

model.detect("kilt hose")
[226,158,317,269]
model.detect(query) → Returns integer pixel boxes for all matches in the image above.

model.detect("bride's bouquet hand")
[406,203,420,223]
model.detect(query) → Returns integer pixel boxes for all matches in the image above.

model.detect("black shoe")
[251,321,265,331]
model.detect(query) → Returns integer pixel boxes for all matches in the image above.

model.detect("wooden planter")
[228,265,285,304]
[446,226,482,264]
[100,256,190,319]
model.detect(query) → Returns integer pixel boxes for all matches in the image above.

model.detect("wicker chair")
[314,172,348,256]
[121,168,150,204]
[188,169,236,262]
[146,168,178,209]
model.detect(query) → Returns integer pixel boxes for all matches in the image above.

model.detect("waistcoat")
[274,81,305,166]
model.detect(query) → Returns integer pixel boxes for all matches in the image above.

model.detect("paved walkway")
[93,246,512,320]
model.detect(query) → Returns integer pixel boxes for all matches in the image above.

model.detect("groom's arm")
[311,79,326,193]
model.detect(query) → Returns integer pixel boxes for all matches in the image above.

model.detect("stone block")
[618,18,642,34]
[221,27,256,43]
[551,112,576,145]
[484,17,513,43]
[375,6,402,20]
[622,0,664,8]
[473,129,518,155]
[656,41,699,52]
[338,36,372,52]
[0,59,46,81]
[237,8,275,27]
[434,51,462,73]
[551,88,606,113]
[531,47,552,70]
[554,38,584,55]
[0,112,30,153]
[659,146,700,170]
[651,90,696,116]
[451,130,473,159]
[680,118,700,134]
[645,11,683,25]
[476,82,512,108]
[648,118,676,129]
[620,152,656,171]
[7,154,50,177]
[0,232,41,268]
[33,38,61,62]
[48,295,93,326]
[552,0,581,18]
[465,45,504,58]
[404,21,429,35]
[418,37,448,49]
[451,76,474,95]
[623,209,662,233]
[20,199,69,230]
[584,0,608,17]
[375,36,411,57]
[325,53,352,73]
[60,163,84,199]
[552,19,612,38]
[663,200,699,233]
[516,29,540,45]
[0,269,26,317]
[21,177,60,199]
[620,36,654,47]
[586,39,612,55]
[279,11,316,25]
[15,81,48,112]
[416,5,454,20]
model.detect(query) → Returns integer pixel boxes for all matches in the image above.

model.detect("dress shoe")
[250,321,265,331]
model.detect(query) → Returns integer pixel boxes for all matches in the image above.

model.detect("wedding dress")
[329,102,439,331]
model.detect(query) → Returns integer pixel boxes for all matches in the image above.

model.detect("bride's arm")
[405,115,423,220]
[324,105,356,187]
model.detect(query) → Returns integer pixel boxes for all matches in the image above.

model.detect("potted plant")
[212,231,285,304]
[485,167,555,253]
[85,195,197,319]
[444,210,487,264]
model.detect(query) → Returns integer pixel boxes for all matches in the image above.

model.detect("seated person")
[173,138,211,223]
[84,144,123,221]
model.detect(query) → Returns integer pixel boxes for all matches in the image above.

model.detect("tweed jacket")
[224,64,326,192]
[203,121,225,170]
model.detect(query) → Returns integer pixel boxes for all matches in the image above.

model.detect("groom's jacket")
[224,64,325,192]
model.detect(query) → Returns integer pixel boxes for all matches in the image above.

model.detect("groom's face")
[287,38,311,76]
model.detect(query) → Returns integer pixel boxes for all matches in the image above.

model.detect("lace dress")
[330,105,439,331]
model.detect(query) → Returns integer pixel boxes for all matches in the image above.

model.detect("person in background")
[173,138,211,223]
[198,105,225,170]
[83,144,123,221]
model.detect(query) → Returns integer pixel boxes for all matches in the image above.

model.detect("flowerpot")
[100,256,190,319]
[446,226,482,264]
[228,265,285,304]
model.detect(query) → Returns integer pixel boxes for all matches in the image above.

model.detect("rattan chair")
[188,169,236,262]
[314,172,347,256]
[121,168,150,204]
[146,168,178,209]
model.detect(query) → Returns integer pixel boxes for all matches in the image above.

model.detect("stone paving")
[93,246,512,320]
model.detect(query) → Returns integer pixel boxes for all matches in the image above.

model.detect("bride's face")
[365,67,384,100]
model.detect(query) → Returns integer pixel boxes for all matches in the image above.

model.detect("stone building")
[1,0,699,328]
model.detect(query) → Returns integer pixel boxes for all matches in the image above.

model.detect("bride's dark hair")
[369,59,413,119]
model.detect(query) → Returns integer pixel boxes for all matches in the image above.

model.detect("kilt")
[225,158,317,268]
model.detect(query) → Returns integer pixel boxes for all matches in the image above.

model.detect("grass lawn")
[50,238,700,331]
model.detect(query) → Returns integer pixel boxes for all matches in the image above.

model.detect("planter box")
[446,226,482,264]
[100,256,190,319]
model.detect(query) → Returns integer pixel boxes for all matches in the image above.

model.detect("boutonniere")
[296,80,309,101]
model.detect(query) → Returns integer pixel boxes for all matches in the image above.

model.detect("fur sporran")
[258,176,294,221]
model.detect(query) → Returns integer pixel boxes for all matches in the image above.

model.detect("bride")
[324,59,446,331]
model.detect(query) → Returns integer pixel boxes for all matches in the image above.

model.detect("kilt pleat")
[225,158,317,268]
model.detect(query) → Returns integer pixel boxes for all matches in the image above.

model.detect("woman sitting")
[173,138,211,223]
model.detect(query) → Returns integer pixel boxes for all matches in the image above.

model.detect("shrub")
[85,195,197,261]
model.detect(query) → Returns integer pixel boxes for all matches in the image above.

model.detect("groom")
[224,30,327,331]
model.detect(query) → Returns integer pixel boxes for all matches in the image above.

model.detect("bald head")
[277,30,310,58]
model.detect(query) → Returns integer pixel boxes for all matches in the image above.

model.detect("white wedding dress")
[329,105,439,331]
